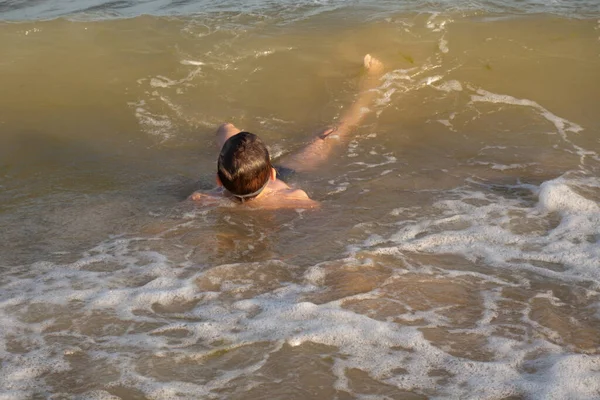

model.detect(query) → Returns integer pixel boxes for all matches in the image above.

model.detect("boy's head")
[217,132,274,201]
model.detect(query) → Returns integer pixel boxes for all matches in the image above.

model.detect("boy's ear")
[270,167,277,181]
[216,174,223,187]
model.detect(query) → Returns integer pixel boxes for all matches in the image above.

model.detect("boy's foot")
[363,54,384,75]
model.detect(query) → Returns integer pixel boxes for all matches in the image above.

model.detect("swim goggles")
[231,177,270,200]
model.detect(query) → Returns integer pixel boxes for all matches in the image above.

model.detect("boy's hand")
[190,192,205,201]
[189,192,220,204]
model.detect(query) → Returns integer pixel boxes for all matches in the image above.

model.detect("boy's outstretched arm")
[280,54,384,173]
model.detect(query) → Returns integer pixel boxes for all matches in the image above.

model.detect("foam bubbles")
[435,80,462,92]
[537,178,599,214]
[180,59,205,66]
[439,36,449,53]
[2,172,600,398]
[131,100,174,140]
[470,89,583,137]
[3,9,600,399]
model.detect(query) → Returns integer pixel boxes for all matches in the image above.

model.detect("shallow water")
[1,2,600,399]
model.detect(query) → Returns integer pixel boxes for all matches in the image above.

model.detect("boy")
[190,54,384,209]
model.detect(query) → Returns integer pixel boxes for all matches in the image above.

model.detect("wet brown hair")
[217,132,272,201]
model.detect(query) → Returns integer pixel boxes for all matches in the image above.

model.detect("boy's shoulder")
[188,182,318,209]
[247,179,318,209]
[255,187,318,209]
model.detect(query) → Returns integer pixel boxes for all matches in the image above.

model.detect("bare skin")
[190,123,318,209]
[281,54,384,173]
[190,54,384,209]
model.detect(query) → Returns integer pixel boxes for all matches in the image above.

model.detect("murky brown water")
[1,7,599,400]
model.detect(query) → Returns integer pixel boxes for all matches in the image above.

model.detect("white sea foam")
[470,161,537,170]
[3,170,600,399]
[425,13,452,54]
[439,35,449,53]
[254,49,275,57]
[470,89,583,137]
[537,178,599,214]
[425,13,450,33]
[383,175,600,282]
[421,75,443,86]
[23,28,42,36]
[467,87,600,168]
[131,58,206,140]
[434,79,462,92]
[129,100,174,140]
[149,63,203,88]
[180,59,205,66]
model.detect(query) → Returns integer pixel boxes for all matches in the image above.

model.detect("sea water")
[1,1,599,399]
